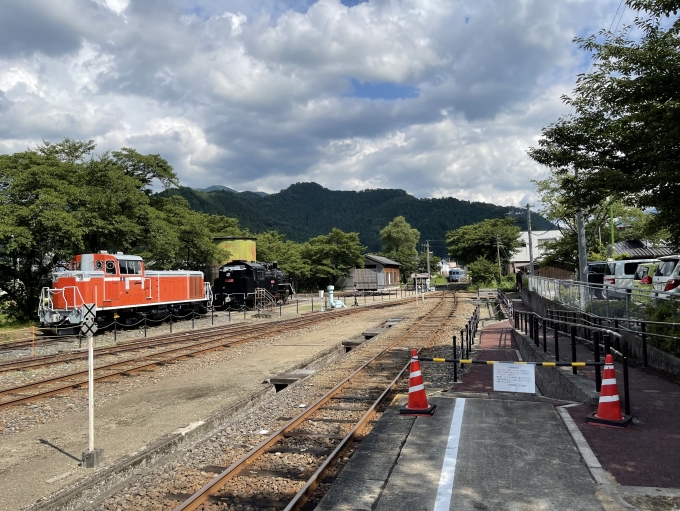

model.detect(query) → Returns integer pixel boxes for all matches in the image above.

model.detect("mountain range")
[158,182,553,257]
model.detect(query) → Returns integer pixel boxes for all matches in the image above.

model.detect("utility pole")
[526,203,534,276]
[575,171,588,282]
[496,234,502,282]
[608,198,615,260]
[426,241,431,277]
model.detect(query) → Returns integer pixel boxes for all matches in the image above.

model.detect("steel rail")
[0,296,418,373]
[173,295,454,511]
[0,297,421,409]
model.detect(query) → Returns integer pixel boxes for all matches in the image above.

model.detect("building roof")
[365,254,402,267]
[613,240,674,259]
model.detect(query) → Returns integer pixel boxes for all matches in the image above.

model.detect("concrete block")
[81,448,104,468]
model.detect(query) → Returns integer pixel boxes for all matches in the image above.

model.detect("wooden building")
[348,255,402,290]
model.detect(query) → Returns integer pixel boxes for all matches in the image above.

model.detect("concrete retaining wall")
[521,289,680,378]
[512,329,599,405]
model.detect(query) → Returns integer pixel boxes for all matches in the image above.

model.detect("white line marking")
[46,472,71,484]
[433,398,466,511]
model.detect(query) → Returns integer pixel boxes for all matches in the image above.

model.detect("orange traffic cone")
[585,354,632,428]
[399,349,437,416]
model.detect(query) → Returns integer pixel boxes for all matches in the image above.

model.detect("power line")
[534,2,628,197]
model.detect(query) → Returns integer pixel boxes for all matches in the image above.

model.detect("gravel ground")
[0,297,432,511]
[82,296,475,511]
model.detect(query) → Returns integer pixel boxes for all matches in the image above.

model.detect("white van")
[604,259,658,297]
[653,255,680,299]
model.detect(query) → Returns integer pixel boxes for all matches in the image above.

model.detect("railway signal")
[81,303,103,468]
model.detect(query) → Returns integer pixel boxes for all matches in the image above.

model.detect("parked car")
[653,255,680,299]
[628,262,660,302]
[604,259,658,298]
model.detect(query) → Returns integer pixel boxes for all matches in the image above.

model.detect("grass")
[0,312,36,331]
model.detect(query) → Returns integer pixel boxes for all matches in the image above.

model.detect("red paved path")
[455,320,519,393]
[512,303,680,488]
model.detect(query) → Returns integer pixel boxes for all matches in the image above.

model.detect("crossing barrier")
[419,357,605,367]
[509,308,631,415]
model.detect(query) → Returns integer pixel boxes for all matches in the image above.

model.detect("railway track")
[0,296,426,409]
[163,294,457,511]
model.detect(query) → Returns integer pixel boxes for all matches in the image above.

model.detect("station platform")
[316,321,609,510]
[317,394,609,511]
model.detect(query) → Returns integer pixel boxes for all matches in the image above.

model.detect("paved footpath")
[316,319,619,511]
[513,301,680,491]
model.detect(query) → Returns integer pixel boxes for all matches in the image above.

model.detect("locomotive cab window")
[256,270,265,281]
[119,260,142,275]
[106,261,117,274]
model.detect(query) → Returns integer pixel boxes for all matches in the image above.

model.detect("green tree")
[416,252,441,275]
[534,174,669,270]
[0,149,86,319]
[379,216,420,282]
[445,218,521,269]
[301,228,366,287]
[0,139,239,319]
[256,230,310,285]
[467,257,499,285]
[527,0,680,246]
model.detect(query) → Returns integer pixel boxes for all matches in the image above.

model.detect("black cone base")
[399,404,437,416]
[585,412,633,428]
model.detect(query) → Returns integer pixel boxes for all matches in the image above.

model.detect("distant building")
[510,230,562,273]
[439,258,457,275]
[347,255,402,291]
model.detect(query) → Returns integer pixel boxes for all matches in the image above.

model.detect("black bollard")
[604,333,611,357]
[593,330,601,392]
[542,319,547,352]
[453,336,458,383]
[641,322,648,367]
[623,356,631,416]
[571,326,577,375]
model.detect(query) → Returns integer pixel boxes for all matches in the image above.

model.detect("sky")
[0,0,632,206]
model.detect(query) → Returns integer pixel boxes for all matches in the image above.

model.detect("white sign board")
[493,363,535,394]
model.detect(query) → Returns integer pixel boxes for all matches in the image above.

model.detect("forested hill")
[158,183,553,257]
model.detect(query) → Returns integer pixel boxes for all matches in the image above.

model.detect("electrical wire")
[534,1,628,200]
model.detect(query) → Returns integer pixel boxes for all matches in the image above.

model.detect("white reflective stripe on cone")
[409,384,425,392]
[598,395,620,403]
[410,370,422,378]
[411,357,418,361]
[601,378,617,385]
[604,365,614,370]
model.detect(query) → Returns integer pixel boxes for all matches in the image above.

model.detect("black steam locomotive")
[213,260,295,309]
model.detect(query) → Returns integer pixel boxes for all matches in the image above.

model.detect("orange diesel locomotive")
[38,252,212,331]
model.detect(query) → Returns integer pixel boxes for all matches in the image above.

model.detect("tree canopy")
[445,218,521,269]
[380,216,420,282]
[527,0,680,246]
[160,183,552,257]
[533,174,668,270]
[301,228,365,287]
[0,140,240,319]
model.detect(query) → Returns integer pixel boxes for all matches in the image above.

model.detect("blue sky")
[0,0,636,206]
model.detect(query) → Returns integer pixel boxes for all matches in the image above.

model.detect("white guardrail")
[526,275,679,322]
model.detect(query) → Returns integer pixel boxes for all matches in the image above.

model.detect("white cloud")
[0,0,628,206]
